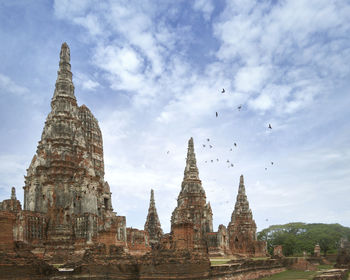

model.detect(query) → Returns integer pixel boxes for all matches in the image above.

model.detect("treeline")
[257,223,350,256]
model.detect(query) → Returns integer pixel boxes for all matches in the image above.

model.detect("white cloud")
[0,73,29,96]
[54,0,94,19]
[234,66,270,93]
[193,0,214,21]
[73,13,103,36]
[75,72,100,91]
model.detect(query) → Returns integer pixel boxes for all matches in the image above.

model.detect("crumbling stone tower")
[228,175,266,256]
[171,137,213,250]
[23,43,114,243]
[144,189,163,247]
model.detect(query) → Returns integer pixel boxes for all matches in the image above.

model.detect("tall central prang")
[23,43,115,243]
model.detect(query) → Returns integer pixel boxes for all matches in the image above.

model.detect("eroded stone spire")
[171,137,213,250]
[231,175,252,221]
[184,137,199,180]
[52,42,76,102]
[150,189,155,208]
[227,175,262,256]
[144,189,163,247]
[11,187,16,200]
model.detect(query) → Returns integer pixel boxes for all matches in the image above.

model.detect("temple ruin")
[0,43,273,279]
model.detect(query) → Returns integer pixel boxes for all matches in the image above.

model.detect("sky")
[0,0,350,233]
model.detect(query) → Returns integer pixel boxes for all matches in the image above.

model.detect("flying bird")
[268,124,272,129]
[211,160,213,163]
[230,163,234,167]
[216,112,218,117]
[202,144,206,147]
[207,138,210,142]
[230,148,233,151]
[234,143,237,147]
[238,105,242,111]
[209,145,213,148]
[265,167,267,170]
[221,88,225,93]
[216,158,219,162]
[226,160,230,163]
[271,162,274,165]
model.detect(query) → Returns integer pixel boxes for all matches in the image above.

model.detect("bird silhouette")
[230,148,233,151]
[238,105,242,111]
[234,143,237,147]
[268,124,272,129]
[216,158,219,162]
[265,167,267,170]
[221,88,225,93]
[202,144,206,147]
[230,163,234,167]
[216,112,218,117]
[226,160,230,163]
[271,162,274,165]
[207,138,210,142]
[211,160,213,163]
[209,145,213,148]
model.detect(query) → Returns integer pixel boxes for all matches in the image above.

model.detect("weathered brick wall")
[97,219,126,248]
[172,223,195,250]
[126,228,150,255]
[0,212,15,250]
[210,259,285,280]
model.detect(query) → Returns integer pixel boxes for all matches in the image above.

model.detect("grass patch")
[317,264,334,270]
[210,258,231,265]
[260,270,317,280]
[210,260,229,265]
[52,264,63,268]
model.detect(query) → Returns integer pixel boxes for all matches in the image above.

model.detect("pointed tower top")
[240,174,244,185]
[11,187,16,200]
[60,42,70,63]
[184,137,199,180]
[52,42,76,102]
[150,189,155,207]
[238,174,246,195]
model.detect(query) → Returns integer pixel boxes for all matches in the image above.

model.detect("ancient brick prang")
[228,175,266,257]
[144,189,163,248]
[171,137,213,251]
[20,42,124,247]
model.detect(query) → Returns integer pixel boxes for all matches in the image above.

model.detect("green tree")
[257,223,350,257]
